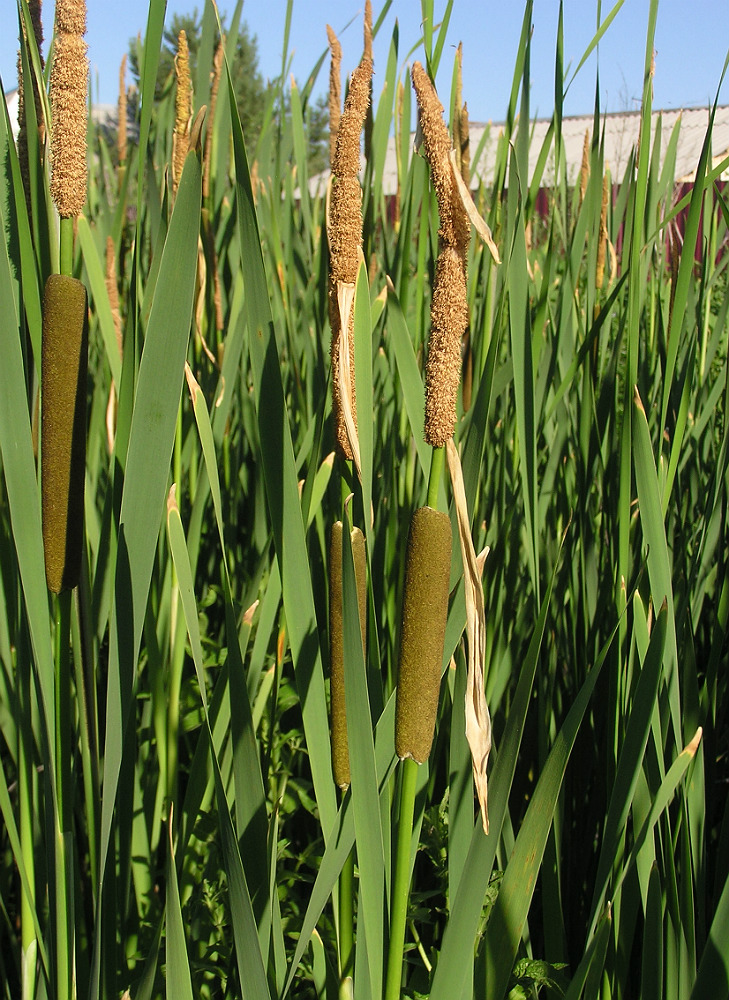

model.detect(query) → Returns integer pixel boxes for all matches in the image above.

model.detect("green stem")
[54,590,73,1000]
[59,217,74,277]
[427,446,444,509]
[385,756,419,1000]
[18,644,37,1000]
[339,845,354,980]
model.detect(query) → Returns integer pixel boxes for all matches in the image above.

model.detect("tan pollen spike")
[328,45,373,461]
[49,0,88,220]
[411,61,470,448]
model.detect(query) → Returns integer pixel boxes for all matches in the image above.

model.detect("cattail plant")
[328,26,372,460]
[326,24,342,171]
[43,0,89,591]
[117,53,127,184]
[412,60,470,450]
[393,506,452,762]
[579,128,590,206]
[328,521,368,788]
[172,29,192,197]
[16,0,45,212]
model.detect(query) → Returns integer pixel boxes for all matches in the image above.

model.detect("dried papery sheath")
[412,61,470,447]
[395,506,452,763]
[42,275,88,593]
[49,3,88,219]
[326,25,342,171]
[329,522,368,788]
[329,49,372,460]
[172,29,192,195]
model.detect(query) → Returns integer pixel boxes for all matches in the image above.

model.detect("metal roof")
[307,104,729,197]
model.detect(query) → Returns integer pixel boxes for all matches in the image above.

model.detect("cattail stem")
[60,216,74,277]
[54,588,73,1000]
[385,756,419,1000]
[339,844,354,979]
[427,445,444,509]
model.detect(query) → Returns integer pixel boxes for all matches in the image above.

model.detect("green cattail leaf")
[95,148,202,977]
[341,508,385,997]
[76,216,122,387]
[329,520,367,788]
[395,506,452,763]
[165,816,194,1000]
[41,274,88,594]
[220,25,337,837]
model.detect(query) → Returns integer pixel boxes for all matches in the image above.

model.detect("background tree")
[128,9,266,149]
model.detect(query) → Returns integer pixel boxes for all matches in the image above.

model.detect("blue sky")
[2,1,728,124]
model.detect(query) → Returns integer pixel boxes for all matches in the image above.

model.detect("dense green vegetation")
[1,0,728,997]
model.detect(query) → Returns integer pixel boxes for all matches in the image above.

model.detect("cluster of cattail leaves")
[1,0,729,997]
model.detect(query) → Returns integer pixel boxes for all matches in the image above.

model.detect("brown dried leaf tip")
[50,0,88,218]
[412,61,470,447]
[329,40,373,460]
[173,29,192,195]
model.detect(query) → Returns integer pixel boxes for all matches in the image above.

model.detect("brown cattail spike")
[172,29,192,195]
[42,274,88,593]
[326,26,342,171]
[49,0,88,219]
[329,47,373,460]
[595,172,608,291]
[459,101,470,189]
[395,507,452,763]
[329,522,368,788]
[412,62,470,447]
[579,129,590,206]
[16,0,45,207]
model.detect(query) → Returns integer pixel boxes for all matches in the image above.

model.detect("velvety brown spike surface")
[329,522,368,788]
[395,507,452,763]
[49,32,88,218]
[42,275,88,593]
[329,51,372,460]
[411,61,470,447]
